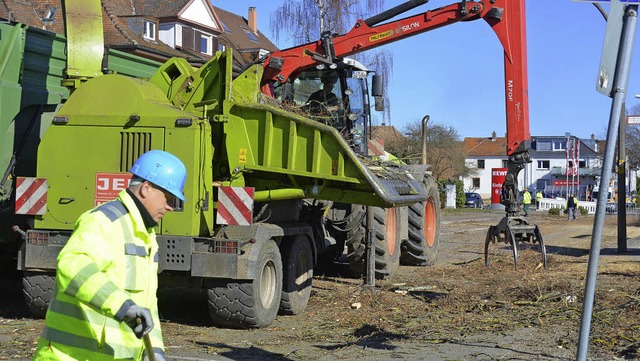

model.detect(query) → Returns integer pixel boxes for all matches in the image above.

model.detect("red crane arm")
[261,0,530,156]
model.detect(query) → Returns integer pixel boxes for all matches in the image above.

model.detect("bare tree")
[270,0,393,122]
[626,103,640,170]
[405,120,470,180]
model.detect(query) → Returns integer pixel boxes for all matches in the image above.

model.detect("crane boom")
[262,0,529,158]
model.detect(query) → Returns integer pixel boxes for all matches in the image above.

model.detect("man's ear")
[138,181,152,199]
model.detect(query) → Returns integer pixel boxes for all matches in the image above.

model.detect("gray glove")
[120,302,154,338]
[143,349,166,361]
[142,348,167,361]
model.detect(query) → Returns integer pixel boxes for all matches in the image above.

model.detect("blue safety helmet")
[130,150,187,201]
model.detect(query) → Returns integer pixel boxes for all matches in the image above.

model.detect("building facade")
[462,132,614,202]
[0,0,278,68]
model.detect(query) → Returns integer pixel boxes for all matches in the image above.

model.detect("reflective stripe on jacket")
[33,190,163,361]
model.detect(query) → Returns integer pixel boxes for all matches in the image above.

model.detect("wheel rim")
[385,208,397,255]
[295,251,310,290]
[424,196,437,247]
[260,260,277,309]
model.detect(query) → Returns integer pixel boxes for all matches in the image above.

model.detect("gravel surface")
[2,208,640,360]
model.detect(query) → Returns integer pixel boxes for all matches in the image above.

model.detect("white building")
[462,132,610,202]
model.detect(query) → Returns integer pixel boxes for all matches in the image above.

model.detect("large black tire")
[279,236,313,315]
[23,271,55,318]
[206,240,282,328]
[345,205,402,279]
[401,175,441,266]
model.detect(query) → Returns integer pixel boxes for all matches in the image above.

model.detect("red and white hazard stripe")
[367,138,385,156]
[216,186,254,226]
[15,177,47,215]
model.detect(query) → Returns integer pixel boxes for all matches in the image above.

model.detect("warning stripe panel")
[216,186,254,226]
[15,177,48,215]
[367,139,385,156]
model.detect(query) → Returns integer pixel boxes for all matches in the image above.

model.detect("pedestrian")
[522,188,531,216]
[535,190,543,207]
[32,150,187,361]
[566,194,578,221]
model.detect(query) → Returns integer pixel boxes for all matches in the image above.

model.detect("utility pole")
[577,1,638,360]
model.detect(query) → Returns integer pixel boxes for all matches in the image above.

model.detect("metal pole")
[618,107,628,252]
[566,133,570,199]
[577,5,638,360]
[421,115,430,165]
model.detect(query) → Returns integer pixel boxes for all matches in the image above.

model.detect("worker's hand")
[143,350,166,361]
[122,303,154,338]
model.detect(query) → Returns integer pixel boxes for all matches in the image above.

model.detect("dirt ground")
[2,208,640,360]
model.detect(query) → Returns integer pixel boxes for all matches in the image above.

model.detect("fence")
[537,198,637,215]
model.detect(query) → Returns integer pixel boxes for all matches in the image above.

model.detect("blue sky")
[215,0,640,140]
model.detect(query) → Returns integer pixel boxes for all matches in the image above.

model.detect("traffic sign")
[596,0,626,97]
[574,0,639,3]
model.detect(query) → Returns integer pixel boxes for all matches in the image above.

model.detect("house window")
[579,160,586,168]
[242,28,259,42]
[477,160,485,169]
[537,141,551,151]
[553,140,566,151]
[144,20,156,40]
[200,34,212,55]
[42,6,58,22]
[220,20,231,33]
[472,178,480,188]
[502,160,508,168]
[537,160,550,169]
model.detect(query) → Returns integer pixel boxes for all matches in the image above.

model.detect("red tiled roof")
[463,136,507,157]
[370,125,404,142]
[1,0,65,33]
[212,5,278,70]
[1,0,211,63]
[1,0,279,70]
[100,0,207,61]
[134,0,190,19]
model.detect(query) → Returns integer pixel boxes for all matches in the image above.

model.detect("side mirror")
[374,96,384,112]
[371,75,383,97]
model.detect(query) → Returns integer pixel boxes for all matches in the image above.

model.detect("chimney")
[491,131,496,141]
[248,7,257,33]
[591,133,595,141]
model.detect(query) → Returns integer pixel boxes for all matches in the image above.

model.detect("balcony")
[549,166,601,176]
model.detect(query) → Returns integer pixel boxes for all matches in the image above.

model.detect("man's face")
[140,181,176,222]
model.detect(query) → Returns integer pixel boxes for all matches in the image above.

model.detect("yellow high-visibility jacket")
[522,191,532,204]
[33,190,163,361]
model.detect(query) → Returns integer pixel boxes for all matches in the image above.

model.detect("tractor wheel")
[279,236,313,315]
[23,271,55,318]
[206,240,282,328]
[401,174,441,266]
[346,205,402,279]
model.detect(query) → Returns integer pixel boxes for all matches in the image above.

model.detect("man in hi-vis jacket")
[33,150,187,361]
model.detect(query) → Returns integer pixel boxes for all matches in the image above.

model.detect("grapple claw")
[485,216,546,269]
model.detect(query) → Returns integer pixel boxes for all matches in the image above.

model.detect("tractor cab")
[272,58,377,156]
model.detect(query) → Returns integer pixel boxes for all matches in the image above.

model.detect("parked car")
[465,192,484,208]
